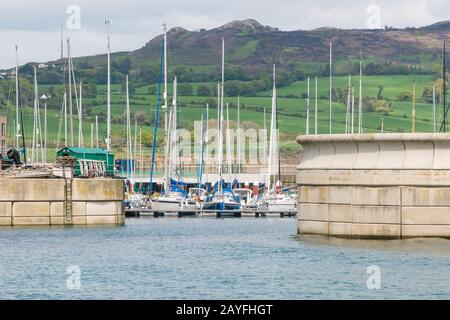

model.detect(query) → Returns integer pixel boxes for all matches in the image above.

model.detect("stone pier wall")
[297,133,450,239]
[0,178,125,227]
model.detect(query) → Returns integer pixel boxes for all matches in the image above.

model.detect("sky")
[0,0,449,69]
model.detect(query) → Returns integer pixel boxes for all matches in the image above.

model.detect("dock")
[125,208,297,219]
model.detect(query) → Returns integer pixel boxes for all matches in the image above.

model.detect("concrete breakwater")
[296,133,450,239]
[0,178,125,226]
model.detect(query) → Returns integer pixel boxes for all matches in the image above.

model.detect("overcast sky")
[0,0,449,68]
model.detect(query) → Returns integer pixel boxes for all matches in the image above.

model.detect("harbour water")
[1,217,450,299]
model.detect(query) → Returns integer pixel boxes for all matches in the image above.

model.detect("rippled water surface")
[1,217,450,299]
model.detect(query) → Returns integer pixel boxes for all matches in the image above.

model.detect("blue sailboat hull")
[202,201,241,211]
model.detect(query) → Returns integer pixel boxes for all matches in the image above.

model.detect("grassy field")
[2,74,441,162]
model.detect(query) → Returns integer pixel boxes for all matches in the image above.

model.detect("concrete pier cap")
[296,133,450,239]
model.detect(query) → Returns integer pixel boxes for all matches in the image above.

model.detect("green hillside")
[0,73,442,162]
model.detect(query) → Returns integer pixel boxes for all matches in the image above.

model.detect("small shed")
[57,147,115,176]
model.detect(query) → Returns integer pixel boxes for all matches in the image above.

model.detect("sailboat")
[123,75,146,209]
[188,110,208,209]
[31,66,44,164]
[202,38,241,212]
[149,41,196,214]
[257,65,297,214]
[233,96,258,209]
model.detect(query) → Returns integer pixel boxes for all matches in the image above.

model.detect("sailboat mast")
[90,123,94,148]
[219,38,225,196]
[198,113,205,186]
[106,20,112,151]
[443,42,447,133]
[237,96,241,174]
[306,77,310,135]
[43,95,47,163]
[205,103,209,182]
[263,107,267,163]
[226,102,231,177]
[216,82,220,170]
[67,38,74,146]
[412,81,416,133]
[346,74,351,134]
[95,115,99,148]
[358,49,363,133]
[276,74,280,185]
[15,46,20,149]
[37,80,44,163]
[134,119,138,187]
[329,41,333,134]
[267,64,277,194]
[351,87,355,134]
[32,66,38,163]
[60,20,64,60]
[433,84,436,133]
[19,103,26,164]
[139,127,143,192]
[162,23,169,192]
[64,91,68,146]
[126,75,133,191]
[79,81,84,147]
[315,76,318,135]
[172,77,178,181]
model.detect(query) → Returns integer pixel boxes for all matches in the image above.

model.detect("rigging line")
[440,42,448,133]
[16,66,27,163]
[70,60,80,124]
[5,75,14,141]
[149,39,165,194]
[56,94,65,150]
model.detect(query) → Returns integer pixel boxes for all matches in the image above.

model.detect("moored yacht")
[150,180,197,213]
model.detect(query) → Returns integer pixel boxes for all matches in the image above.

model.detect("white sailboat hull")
[258,198,297,213]
[150,198,197,213]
